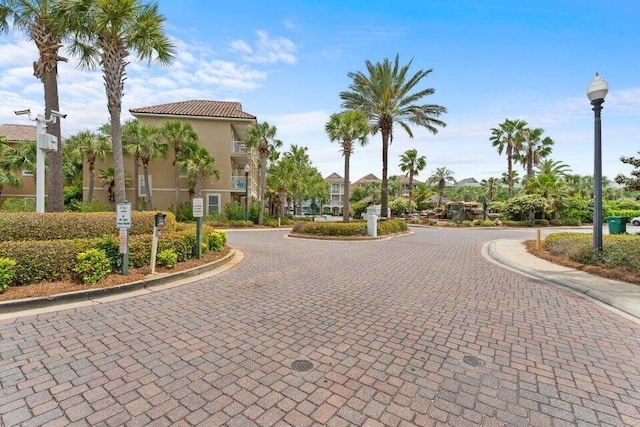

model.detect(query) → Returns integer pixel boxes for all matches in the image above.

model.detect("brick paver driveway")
[2,227,640,426]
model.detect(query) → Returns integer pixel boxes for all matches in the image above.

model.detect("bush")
[73,249,112,284]
[157,249,178,268]
[534,219,549,227]
[461,220,472,227]
[68,200,114,212]
[0,257,16,293]
[292,219,407,236]
[503,194,550,221]
[227,220,253,228]
[0,197,36,212]
[0,211,177,242]
[224,202,245,221]
[63,185,83,206]
[95,235,123,273]
[377,219,408,234]
[248,202,262,224]
[473,219,495,227]
[205,229,227,251]
[174,201,194,222]
[351,202,368,219]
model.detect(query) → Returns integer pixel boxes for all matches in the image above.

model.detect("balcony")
[231,140,248,154]
[231,175,248,190]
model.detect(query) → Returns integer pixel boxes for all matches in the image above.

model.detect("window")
[22,170,33,177]
[331,184,341,193]
[206,193,221,214]
[138,175,152,197]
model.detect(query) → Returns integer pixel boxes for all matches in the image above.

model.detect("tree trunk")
[408,172,414,214]
[174,146,181,210]
[258,153,267,225]
[43,68,64,212]
[88,161,95,202]
[381,128,391,219]
[133,157,139,210]
[343,152,350,223]
[506,144,513,198]
[143,162,152,210]
[527,147,533,178]
[195,173,202,199]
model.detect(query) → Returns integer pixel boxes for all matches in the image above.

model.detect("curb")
[483,240,640,321]
[0,249,236,314]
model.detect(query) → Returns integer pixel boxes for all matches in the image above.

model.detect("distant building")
[455,177,482,187]
[0,124,37,201]
[352,173,381,187]
[324,172,347,216]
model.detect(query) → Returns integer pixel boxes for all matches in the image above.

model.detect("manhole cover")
[291,360,313,372]
[462,355,484,367]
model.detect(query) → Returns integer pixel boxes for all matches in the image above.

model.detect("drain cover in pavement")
[462,355,484,367]
[292,360,313,372]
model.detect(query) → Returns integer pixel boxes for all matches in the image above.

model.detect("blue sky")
[1,0,639,183]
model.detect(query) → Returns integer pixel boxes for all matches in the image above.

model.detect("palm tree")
[99,167,130,202]
[515,127,553,179]
[536,159,571,178]
[121,119,143,209]
[1,141,36,184]
[61,0,174,204]
[413,181,433,210]
[244,121,282,225]
[1,0,68,211]
[428,167,455,207]
[480,177,501,201]
[524,173,568,220]
[325,110,369,222]
[176,143,220,200]
[490,119,527,198]
[65,130,110,201]
[0,136,22,196]
[340,54,447,218]
[136,123,166,210]
[399,148,426,214]
[162,120,198,210]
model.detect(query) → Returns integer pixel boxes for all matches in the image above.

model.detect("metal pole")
[592,98,604,252]
[244,171,249,221]
[35,117,46,213]
[196,217,202,259]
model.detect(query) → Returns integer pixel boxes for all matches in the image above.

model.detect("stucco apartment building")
[0,124,38,201]
[87,100,258,214]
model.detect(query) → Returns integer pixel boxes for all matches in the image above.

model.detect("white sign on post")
[192,198,204,218]
[116,203,132,229]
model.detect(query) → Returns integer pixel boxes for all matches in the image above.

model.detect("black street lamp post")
[244,164,250,221]
[586,73,608,252]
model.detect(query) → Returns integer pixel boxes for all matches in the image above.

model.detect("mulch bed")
[0,247,231,302]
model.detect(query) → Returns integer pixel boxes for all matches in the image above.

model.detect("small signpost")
[193,198,204,259]
[116,203,131,275]
[150,213,166,274]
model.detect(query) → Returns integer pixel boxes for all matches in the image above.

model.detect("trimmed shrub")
[0,197,36,212]
[224,202,245,221]
[68,200,113,212]
[0,211,177,242]
[73,249,112,284]
[473,219,495,227]
[292,222,367,236]
[534,219,550,227]
[227,220,253,228]
[95,235,123,273]
[377,219,408,234]
[0,257,17,293]
[157,249,178,268]
[174,201,194,222]
[205,229,227,251]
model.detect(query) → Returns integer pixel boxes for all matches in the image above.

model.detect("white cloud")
[230,30,297,64]
[283,19,297,30]
[265,111,329,134]
[0,39,37,68]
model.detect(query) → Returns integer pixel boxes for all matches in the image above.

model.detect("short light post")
[244,164,250,221]
[14,108,66,213]
[586,73,608,252]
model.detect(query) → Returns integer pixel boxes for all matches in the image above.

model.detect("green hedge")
[0,211,177,242]
[544,232,640,272]
[0,224,227,285]
[291,219,407,236]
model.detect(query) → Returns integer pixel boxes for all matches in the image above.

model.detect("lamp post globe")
[586,73,608,252]
[244,164,250,221]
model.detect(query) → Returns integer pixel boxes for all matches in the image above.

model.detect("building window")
[138,175,152,197]
[206,193,221,214]
[331,184,341,193]
[22,170,33,177]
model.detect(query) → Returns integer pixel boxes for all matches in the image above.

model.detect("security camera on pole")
[14,109,67,213]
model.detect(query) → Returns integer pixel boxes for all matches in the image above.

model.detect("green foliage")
[558,196,591,223]
[73,249,112,284]
[0,197,36,212]
[63,185,83,206]
[351,202,368,219]
[0,211,177,242]
[544,232,640,272]
[487,200,506,214]
[205,229,227,251]
[227,220,254,228]
[69,200,114,212]
[389,197,410,216]
[503,193,550,221]
[224,201,245,221]
[248,202,262,224]
[157,249,178,268]
[534,219,549,226]
[473,219,495,227]
[461,220,473,227]
[0,258,17,293]
[292,219,407,236]
[94,235,123,272]
[377,220,408,234]
[174,201,194,222]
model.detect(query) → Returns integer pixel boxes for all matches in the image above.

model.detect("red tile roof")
[130,100,256,120]
[0,124,37,142]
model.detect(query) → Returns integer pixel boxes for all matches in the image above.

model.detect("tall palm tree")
[535,159,571,178]
[480,177,501,201]
[325,109,369,222]
[428,167,455,207]
[61,0,174,204]
[490,119,527,198]
[1,141,37,184]
[1,0,68,211]
[340,54,447,218]
[161,120,198,210]
[65,130,110,201]
[136,123,166,210]
[99,167,130,203]
[399,148,426,214]
[122,119,143,209]
[176,142,220,200]
[244,121,282,225]
[515,127,553,179]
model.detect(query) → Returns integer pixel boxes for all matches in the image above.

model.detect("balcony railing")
[231,140,248,154]
[231,175,248,190]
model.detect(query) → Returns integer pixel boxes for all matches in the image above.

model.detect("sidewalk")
[484,239,640,322]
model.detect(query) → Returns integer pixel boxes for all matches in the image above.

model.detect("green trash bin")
[606,216,627,234]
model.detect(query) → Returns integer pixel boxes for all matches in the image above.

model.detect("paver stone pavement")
[1,227,639,426]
